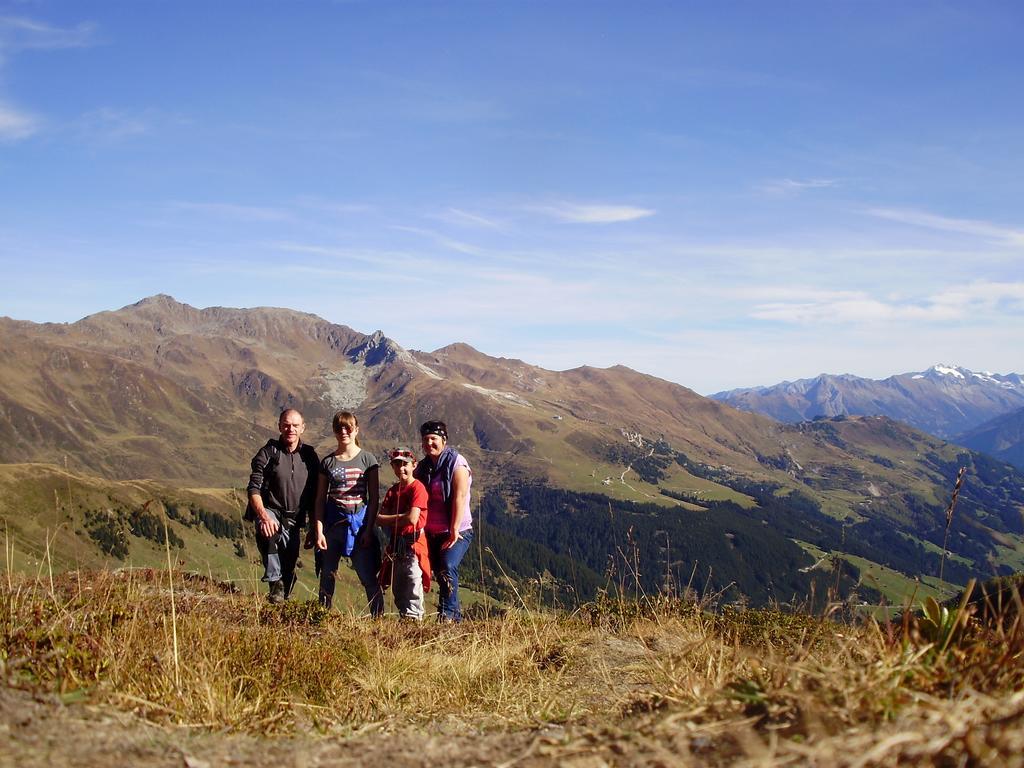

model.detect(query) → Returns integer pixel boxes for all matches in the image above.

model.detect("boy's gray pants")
[392,552,425,620]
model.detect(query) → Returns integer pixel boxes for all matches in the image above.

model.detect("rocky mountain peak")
[915,364,969,381]
[347,330,406,367]
[912,365,1024,392]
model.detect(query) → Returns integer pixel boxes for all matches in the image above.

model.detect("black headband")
[420,421,448,440]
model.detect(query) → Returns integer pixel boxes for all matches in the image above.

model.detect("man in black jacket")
[247,408,319,603]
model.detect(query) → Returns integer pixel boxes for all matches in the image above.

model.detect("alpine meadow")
[3,2,1024,766]
[3,296,1024,765]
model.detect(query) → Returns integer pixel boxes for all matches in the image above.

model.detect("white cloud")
[747,281,1024,325]
[757,178,838,196]
[408,96,505,123]
[389,225,485,256]
[0,16,97,51]
[751,297,951,324]
[0,100,38,140]
[929,281,1024,313]
[521,322,1024,395]
[7,222,1021,397]
[532,202,656,224]
[0,16,98,142]
[189,258,418,285]
[435,207,505,230]
[271,241,412,267]
[74,107,150,141]
[866,208,1024,247]
[356,70,507,124]
[298,198,374,216]
[656,66,815,93]
[169,201,292,222]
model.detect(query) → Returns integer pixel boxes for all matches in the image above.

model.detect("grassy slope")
[514,425,757,509]
[0,464,485,615]
[3,571,1023,766]
[0,465,352,606]
[502,407,1024,597]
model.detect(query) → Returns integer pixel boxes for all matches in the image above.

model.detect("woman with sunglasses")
[313,410,383,615]
[414,420,473,622]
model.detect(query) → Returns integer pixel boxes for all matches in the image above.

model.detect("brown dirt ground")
[6,681,1024,768]
[5,618,1024,767]
[0,683,662,768]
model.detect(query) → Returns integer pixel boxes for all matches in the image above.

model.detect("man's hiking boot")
[268,580,285,604]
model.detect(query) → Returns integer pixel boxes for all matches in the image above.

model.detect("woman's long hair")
[332,410,361,446]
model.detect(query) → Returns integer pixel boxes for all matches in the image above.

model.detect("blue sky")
[1,1,1022,394]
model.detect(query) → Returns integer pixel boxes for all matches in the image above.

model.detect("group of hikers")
[246,408,473,622]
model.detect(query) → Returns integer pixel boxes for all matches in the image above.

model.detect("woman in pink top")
[413,420,473,622]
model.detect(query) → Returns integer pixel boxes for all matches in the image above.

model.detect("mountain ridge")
[711,365,1024,439]
[957,406,1024,469]
[3,295,1023,605]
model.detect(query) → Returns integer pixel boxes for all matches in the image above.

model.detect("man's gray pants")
[255,511,300,587]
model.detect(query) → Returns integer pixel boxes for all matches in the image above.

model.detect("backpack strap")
[265,441,281,472]
[299,443,318,470]
[244,441,281,521]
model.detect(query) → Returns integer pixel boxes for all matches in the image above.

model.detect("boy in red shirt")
[376,447,431,619]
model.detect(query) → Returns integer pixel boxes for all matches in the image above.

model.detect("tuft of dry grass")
[2,568,1024,765]
[1,569,586,732]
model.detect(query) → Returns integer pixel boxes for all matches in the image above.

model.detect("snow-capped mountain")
[711,365,1024,439]
[912,364,1024,389]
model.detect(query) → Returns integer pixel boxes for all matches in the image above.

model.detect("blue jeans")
[255,512,300,587]
[426,529,473,622]
[319,523,383,617]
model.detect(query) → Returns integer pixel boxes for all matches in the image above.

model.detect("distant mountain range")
[3,296,1023,606]
[711,365,1024,441]
[957,406,1024,469]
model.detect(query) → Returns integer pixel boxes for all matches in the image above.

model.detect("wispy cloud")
[866,208,1024,246]
[434,207,505,230]
[749,281,1024,325]
[271,241,411,267]
[73,107,152,142]
[531,202,656,224]
[298,198,375,216]
[757,178,838,196]
[359,69,506,124]
[0,100,38,140]
[656,66,815,92]
[0,16,98,51]
[189,257,415,285]
[390,225,484,256]
[751,295,952,324]
[169,201,292,222]
[929,280,1024,313]
[0,16,98,142]
[407,96,505,123]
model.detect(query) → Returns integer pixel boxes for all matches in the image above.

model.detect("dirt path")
[2,683,703,768]
[1,685,541,768]
[8,676,1024,767]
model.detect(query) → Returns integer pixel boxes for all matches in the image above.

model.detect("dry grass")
[1,569,584,732]
[2,568,1023,765]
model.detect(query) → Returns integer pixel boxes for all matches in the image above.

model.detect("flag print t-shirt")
[320,449,378,529]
